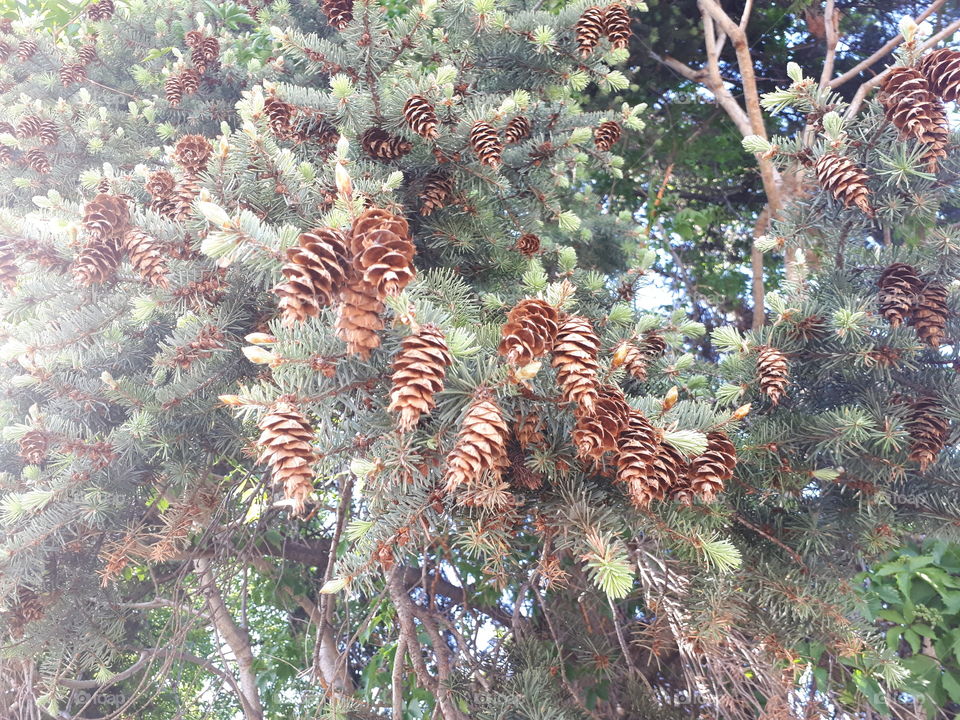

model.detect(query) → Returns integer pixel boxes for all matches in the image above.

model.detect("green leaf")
[944,672,960,703]
[697,533,742,573]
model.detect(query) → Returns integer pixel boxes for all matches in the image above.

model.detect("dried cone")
[444,394,509,494]
[498,298,559,366]
[515,411,545,450]
[604,3,632,49]
[353,208,415,298]
[264,95,295,137]
[919,48,960,101]
[86,0,114,20]
[145,170,176,198]
[504,115,531,144]
[920,100,949,172]
[815,153,872,216]
[274,228,350,325]
[361,127,412,160]
[576,7,606,57]
[911,279,949,348]
[470,120,503,168]
[906,397,950,472]
[878,263,921,328]
[25,149,50,174]
[174,177,201,219]
[551,315,600,412]
[180,68,201,96]
[573,385,630,460]
[756,346,789,405]
[336,278,384,358]
[515,233,540,257]
[322,0,354,30]
[73,238,121,285]
[122,230,169,288]
[388,324,453,432]
[172,134,212,175]
[651,441,687,497]
[59,62,86,85]
[82,194,129,241]
[508,443,542,491]
[594,120,622,151]
[881,67,942,143]
[616,411,663,507]
[0,239,17,290]
[15,115,42,139]
[420,173,454,216]
[613,341,650,381]
[18,429,48,464]
[403,95,439,139]
[164,74,184,106]
[77,44,96,66]
[688,431,736,502]
[257,403,317,515]
[16,40,37,61]
[36,121,58,147]
[0,42,8,64]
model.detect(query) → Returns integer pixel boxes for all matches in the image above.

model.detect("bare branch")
[818,0,839,89]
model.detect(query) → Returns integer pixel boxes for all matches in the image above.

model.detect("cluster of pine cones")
[0,114,59,174]
[877,262,949,348]
[165,30,220,106]
[575,4,632,57]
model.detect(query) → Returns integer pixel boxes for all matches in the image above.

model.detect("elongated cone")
[73,237,121,286]
[906,397,950,472]
[604,3,632,50]
[616,411,663,507]
[881,67,943,143]
[756,346,789,405]
[878,263,921,328]
[594,120,621,151]
[420,173,454,215]
[444,394,510,494]
[498,298,559,366]
[403,95,439,139]
[274,228,350,325]
[388,324,453,432]
[257,403,317,515]
[815,153,872,216]
[470,120,503,168]
[573,385,630,460]
[122,229,170,288]
[551,315,600,412]
[688,431,736,502]
[352,208,415,298]
[0,239,18,290]
[918,47,960,101]
[576,7,605,57]
[911,279,948,348]
[504,115,530,144]
[361,127,412,160]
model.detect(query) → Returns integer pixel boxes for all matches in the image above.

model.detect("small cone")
[906,397,950,472]
[470,120,503,168]
[911,279,948,348]
[388,324,453,432]
[86,0,114,20]
[815,153,872,216]
[420,172,454,216]
[82,193,129,241]
[551,315,600,412]
[322,0,354,30]
[613,341,649,381]
[403,95,439,139]
[25,149,50,174]
[651,440,687,498]
[264,95,295,137]
[77,44,97,66]
[257,403,317,515]
[515,233,540,257]
[180,68,201,96]
[59,62,86,86]
[594,120,621,151]
[515,411,545,450]
[498,298,559,366]
[504,115,531,144]
[575,7,606,57]
[18,429,48,464]
[122,230,170,288]
[361,127,412,160]
[616,411,662,508]
[444,393,509,494]
[756,346,789,405]
[172,134,212,175]
[878,263,921,328]
[688,431,736,502]
[274,228,350,325]
[16,40,37,62]
[881,67,943,144]
[604,3,632,50]
[145,170,176,198]
[164,74,183,107]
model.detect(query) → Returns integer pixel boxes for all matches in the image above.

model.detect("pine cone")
[190,37,219,73]
[612,341,649,380]
[0,42,9,64]
[652,440,687,498]
[16,40,37,61]
[594,121,622,151]
[515,411,545,450]
[444,394,509,494]
[184,30,204,48]
[164,74,183,106]
[504,115,531,144]
[24,149,50,174]
[551,315,600,412]
[920,99,949,172]
[515,233,540,256]
[145,170,176,198]
[756,346,789,405]
[470,120,503,168]
[18,429,49,465]
[352,207,415,298]
[878,262,921,328]
[174,176,201,219]
[616,411,662,507]
[265,95,295,137]
[0,145,13,165]
[15,115,42,139]
[0,239,17,290]
[911,278,949,348]
[604,3,632,50]
[508,442,542,491]
[688,431,735,502]
[180,68,201,95]
[815,153,872,216]
[420,172,454,216]
[86,0,114,20]
[881,67,942,143]
[149,196,180,219]
[498,298,559,366]
[906,397,950,472]
[172,134,212,175]
[335,276,384,358]
[322,0,354,30]
[573,384,630,460]
[73,237,121,285]
[77,44,96,65]
[640,330,667,358]
[575,6,606,57]
[121,230,169,288]
[36,120,58,146]
[388,324,453,432]
[82,193,129,241]
[257,403,317,515]
[361,127,412,160]
[403,95,439,139]
[918,48,960,102]
[59,62,86,85]
[274,228,350,325]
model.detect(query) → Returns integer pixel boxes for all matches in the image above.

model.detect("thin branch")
[818,0,839,89]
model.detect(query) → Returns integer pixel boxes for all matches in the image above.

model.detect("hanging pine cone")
[470,120,503,168]
[881,67,942,142]
[498,298,559,367]
[444,393,509,494]
[603,3,632,49]
[575,6,606,57]
[403,95,439,139]
[174,176,201,219]
[911,279,949,348]
[388,324,454,432]
[616,411,663,507]
[264,95,295,137]
[420,172,454,216]
[16,40,37,61]
[15,115,42,139]
[906,397,950,472]
[507,442,542,491]
[145,170,176,198]
[815,153,873,216]
[322,0,354,30]
[59,62,86,85]
[504,115,531,144]
[573,385,630,460]
[551,315,600,412]
[0,239,17,290]
[73,238,121,285]
[920,100,949,172]
[918,48,960,101]
[336,277,384,358]
[184,30,204,48]
[594,120,622,151]
[274,228,350,325]
[36,120,58,146]
[652,440,687,498]
[688,431,736,502]
[18,429,48,465]
[878,262,921,328]
[121,230,169,288]
[361,127,412,160]
[82,193,129,241]
[86,0,114,20]
[180,68,201,96]
[257,403,317,515]
[352,207,415,298]
[640,329,667,358]
[172,134,212,175]
[515,411,545,450]
[515,233,540,257]
[149,196,180,218]
[77,44,96,65]
[0,42,9,64]
[24,149,50,174]
[612,340,649,380]
[190,37,219,74]
[756,346,789,405]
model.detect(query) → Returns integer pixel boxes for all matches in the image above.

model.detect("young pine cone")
[515,233,540,257]
[274,228,350,325]
[361,127,412,160]
[906,397,950,472]
[504,115,531,144]
[551,315,601,412]
[688,431,736,502]
[878,263,921,328]
[172,134,213,175]
[388,324,453,433]
[498,298,559,367]
[352,207,416,298]
[616,411,662,508]
[594,120,622,151]
[403,95,439,139]
[257,403,317,515]
[911,279,949,348]
[470,120,503,168]
[322,0,354,30]
[575,6,606,57]
[756,346,790,405]
[82,193,129,241]
[815,153,873,216]
[918,48,960,101]
[420,173,454,216]
[122,230,169,288]
[73,237,121,286]
[444,394,509,495]
[604,3,632,50]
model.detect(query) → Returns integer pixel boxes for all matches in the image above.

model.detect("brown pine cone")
[335,276,385,358]
[881,67,942,143]
[508,442,543,491]
[515,233,540,257]
[121,229,170,288]
[920,99,949,172]
[551,315,600,412]
[688,431,735,502]
[388,324,453,432]
[15,115,42,139]
[504,115,531,144]
[24,148,50,174]
[0,239,17,290]
[82,193,129,241]
[640,329,667,358]
[444,393,509,494]
[918,48,960,102]
[16,40,37,61]
[174,176,201,219]
[604,3,632,50]
[59,62,86,85]
[0,42,9,64]
[180,68,201,95]
[420,172,454,216]
[612,340,649,380]
[594,120,622,151]
[361,127,412,160]
[498,298,559,366]
[77,44,96,65]
[352,207,415,298]
[815,153,872,216]
[403,95,439,139]
[149,196,180,218]
[18,429,49,465]
[616,410,662,507]
[73,237,121,285]
[172,134,212,175]
[651,440,687,498]
[575,6,606,57]
[322,0,354,30]
[264,95,295,137]
[756,346,789,405]
[184,30,204,48]
[515,411,545,450]
[274,228,350,325]
[257,403,317,515]
[878,263,921,328]
[145,170,176,198]
[86,0,114,20]
[36,120,58,146]
[0,145,13,165]
[905,396,950,472]
[911,278,949,348]
[470,120,503,168]
[573,384,630,460]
